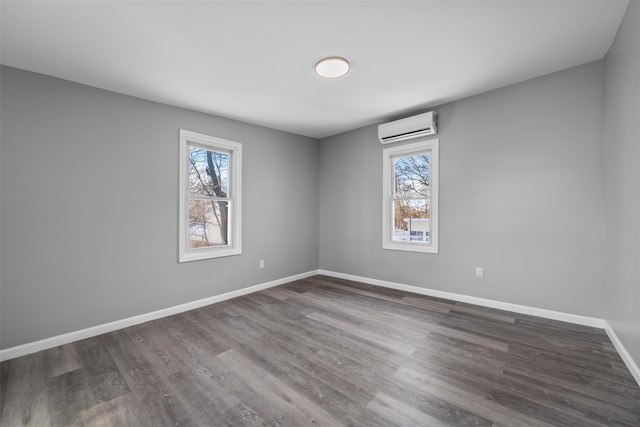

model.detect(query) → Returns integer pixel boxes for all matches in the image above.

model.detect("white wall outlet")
[476,267,484,278]
[259,260,265,269]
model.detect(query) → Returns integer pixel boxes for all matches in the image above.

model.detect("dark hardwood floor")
[1,275,639,426]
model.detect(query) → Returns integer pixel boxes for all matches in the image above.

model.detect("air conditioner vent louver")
[380,128,434,143]
[378,111,437,144]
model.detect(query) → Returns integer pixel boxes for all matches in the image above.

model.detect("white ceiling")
[0,1,629,139]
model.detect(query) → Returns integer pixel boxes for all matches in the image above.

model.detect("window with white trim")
[179,130,242,262]
[383,138,439,253]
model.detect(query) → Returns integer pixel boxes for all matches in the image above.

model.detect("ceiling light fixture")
[314,57,350,79]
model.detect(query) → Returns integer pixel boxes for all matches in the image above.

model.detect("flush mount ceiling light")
[314,57,350,79]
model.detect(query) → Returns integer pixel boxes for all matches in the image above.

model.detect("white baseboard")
[0,270,320,362]
[319,269,640,387]
[604,322,640,387]
[318,269,605,328]
[4,268,639,389]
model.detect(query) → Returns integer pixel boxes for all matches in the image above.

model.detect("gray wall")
[602,2,640,365]
[319,61,605,317]
[0,66,319,349]
[3,20,638,356]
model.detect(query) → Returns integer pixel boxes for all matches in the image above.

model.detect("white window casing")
[179,129,242,262]
[382,138,439,254]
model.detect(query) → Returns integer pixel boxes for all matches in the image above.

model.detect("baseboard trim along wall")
[604,322,640,386]
[3,269,639,387]
[318,269,640,387]
[318,269,605,327]
[0,270,318,362]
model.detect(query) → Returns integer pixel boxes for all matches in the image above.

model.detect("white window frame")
[179,129,242,262]
[382,138,439,254]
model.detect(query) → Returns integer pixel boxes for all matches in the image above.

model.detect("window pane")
[188,146,229,197]
[188,199,230,248]
[394,151,430,197]
[392,199,430,242]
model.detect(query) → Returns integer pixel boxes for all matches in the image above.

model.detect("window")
[179,130,242,262]
[383,138,439,253]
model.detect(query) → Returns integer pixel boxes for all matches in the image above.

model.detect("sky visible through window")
[393,151,431,242]
[188,146,230,247]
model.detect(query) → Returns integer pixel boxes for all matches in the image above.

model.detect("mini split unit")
[378,111,438,144]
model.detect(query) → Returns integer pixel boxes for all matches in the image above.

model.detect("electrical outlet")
[476,267,484,278]
[259,260,265,269]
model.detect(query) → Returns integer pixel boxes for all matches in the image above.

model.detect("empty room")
[1,0,639,425]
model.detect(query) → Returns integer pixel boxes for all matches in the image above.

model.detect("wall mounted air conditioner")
[378,111,438,144]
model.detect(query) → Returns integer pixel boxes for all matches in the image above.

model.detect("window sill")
[383,242,438,254]
[179,247,242,263]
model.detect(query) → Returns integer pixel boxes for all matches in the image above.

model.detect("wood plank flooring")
[1,275,639,426]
